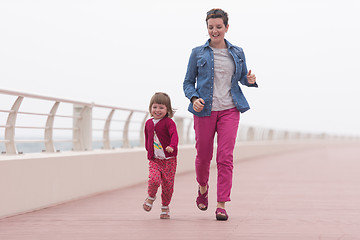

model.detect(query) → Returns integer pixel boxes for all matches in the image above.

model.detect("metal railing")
[0,89,194,154]
[0,89,356,155]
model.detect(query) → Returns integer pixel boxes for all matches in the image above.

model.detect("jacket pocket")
[235,58,243,74]
[197,58,207,75]
[197,58,207,67]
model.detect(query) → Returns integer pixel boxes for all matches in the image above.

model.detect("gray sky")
[1,0,360,137]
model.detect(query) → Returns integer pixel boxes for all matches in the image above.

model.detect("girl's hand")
[247,70,256,84]
[192,98,205,112]
[166,146,174,153]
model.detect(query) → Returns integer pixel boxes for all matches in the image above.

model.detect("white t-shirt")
[211,47,236,111]
[152,118,166,159]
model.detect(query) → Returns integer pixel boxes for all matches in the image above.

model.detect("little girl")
[143,92,178,219]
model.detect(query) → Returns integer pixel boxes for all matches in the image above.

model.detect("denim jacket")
[183,39,258,117]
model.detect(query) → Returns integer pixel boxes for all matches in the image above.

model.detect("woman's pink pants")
[194,107,240,202]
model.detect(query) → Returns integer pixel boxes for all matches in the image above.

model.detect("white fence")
[0,89,198,155]
[0,89,352,155]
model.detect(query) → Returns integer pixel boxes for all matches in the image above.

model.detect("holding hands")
[247,70,256,84]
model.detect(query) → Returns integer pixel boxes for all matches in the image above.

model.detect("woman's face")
[207,18,228,46]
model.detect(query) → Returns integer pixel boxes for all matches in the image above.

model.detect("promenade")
[1,142,360,239]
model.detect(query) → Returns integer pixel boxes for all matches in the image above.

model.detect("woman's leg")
[215,108,240,203]
[193,114,217,187]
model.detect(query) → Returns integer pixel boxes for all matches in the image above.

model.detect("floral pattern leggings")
[147,157,177,206]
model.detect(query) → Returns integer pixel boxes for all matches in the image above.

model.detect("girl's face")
[207,18,228,47]
[151,103,167,120]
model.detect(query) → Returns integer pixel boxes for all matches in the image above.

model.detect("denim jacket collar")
[202,39,234,49]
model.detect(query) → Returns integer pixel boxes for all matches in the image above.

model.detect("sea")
[0,140,141,154]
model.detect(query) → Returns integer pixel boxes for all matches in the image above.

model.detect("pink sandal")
[215,208,228,221]
[196,185,209,211]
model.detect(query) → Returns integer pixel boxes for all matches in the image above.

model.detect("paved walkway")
[1,143,360,239]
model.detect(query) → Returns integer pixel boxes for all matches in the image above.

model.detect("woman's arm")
[183,49,199,101]
[238,50,258,87]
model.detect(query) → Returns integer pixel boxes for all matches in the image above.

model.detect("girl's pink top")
[144,117,178,160]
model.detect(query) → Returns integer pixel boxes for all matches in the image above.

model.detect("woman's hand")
[192,98,205,112]
[247,70,256,84]
[165,146,174,153]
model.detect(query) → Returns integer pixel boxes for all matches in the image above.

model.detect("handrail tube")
[53,115,73,118]
[92,103,147,113]
[15,126,46,129]
[15,139,46,143]
[0,89,92,107]
[52,139,75,143]
[0,110,12,113]
[17,112,50,116]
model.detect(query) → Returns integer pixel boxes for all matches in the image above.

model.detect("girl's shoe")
[215,208,228,221]
[143,196,156,212]
[160,206,170,219]
[196,184,209,211]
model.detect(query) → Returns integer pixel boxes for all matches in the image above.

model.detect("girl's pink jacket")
[144,117,179,160]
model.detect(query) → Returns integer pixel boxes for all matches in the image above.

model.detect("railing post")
[103,109,115,149]
[186,119,193,144]
[5,96,23,154]
[267,129,274,141]
[123,111,133,148]
[73,105,92,151]
[139,113,149,147]
[174,116,184,145]
[44,101,60,152]
[247,127,256,141]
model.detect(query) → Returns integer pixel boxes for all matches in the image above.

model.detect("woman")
[183,8,258,221]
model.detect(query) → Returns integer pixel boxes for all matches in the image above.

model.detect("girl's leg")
[143,159,161,211]
[160,157,177,206]
[215,108,240,203]
[193,114,217,187]
[147,159,161,198]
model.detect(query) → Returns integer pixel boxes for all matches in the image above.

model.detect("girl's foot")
[160,206,170,219]
[143,196,156,212]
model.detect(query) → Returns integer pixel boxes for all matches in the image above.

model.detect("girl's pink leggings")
[194,107,240,202]
[147,157,177,206]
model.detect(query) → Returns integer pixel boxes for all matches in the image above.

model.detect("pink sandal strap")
[196,185,209,211]
[215,208,228,221]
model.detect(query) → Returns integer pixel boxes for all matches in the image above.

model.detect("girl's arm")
[144,121,150,151]
[167,120,179,151]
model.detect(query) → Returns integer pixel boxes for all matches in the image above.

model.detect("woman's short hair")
[206,8,229,26]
